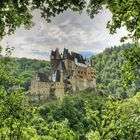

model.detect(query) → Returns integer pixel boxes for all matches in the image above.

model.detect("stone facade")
[30,48,96,102]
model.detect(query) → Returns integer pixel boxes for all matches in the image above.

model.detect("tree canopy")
[0,1,140,138]
[92,44,140,97]
[1,0,140,42]
[0,0,85,39]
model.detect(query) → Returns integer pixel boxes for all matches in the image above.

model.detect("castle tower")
[30,48,96,103]
[50,48,61,82]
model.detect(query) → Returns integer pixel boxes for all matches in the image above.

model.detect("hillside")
[29,91,140,139]
[92,43,140,98]
[1,46,140,139]
[10,57,50,90]
[9,44,140,97]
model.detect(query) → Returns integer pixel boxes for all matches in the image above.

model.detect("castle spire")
[55,48,61,59]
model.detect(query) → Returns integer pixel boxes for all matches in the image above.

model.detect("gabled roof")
[71,52,86,64]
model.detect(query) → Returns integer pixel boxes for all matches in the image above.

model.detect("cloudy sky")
[1,9,129,60]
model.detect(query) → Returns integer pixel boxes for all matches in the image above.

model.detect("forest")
[0,0,140,139]
[0,44,140,139]
[12,58,50,91]
[93,43,140,98]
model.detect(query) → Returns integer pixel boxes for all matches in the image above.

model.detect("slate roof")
[62,48,86,64]
[71,52,86,64]
[37,72,49,82]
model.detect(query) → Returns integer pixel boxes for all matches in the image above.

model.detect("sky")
[1,8,129,60]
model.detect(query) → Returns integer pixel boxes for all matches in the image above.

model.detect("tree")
[88,0,140,85]
[92,44,140,96]
[87,0,140,42]
[0,0,86,40]
[0,0,140,85]
[0,47,34,139]
[0,0,140,42]
[121,44,140,86]
[85,93,140,140]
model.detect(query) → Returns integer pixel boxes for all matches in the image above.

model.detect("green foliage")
[121,44,140,86]
[0,0,34,39]
[87,1,140,84]
[105,0,140,42]
[0,0,86,40]
[30,115,76,140]
[0,47,76,140]
[1,0,140,87]
[1,0,140,43]
[35,91,140,140]
[38,92,107,139]
[3,57,50,91]
[87,0,140,42]
[85,92,140,140]
[1,1,140,139]
[0,47,34,139]
[0,46,140,139]
[92,44,140,98]
[44,119,76,140]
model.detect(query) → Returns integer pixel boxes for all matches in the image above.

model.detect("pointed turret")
[55,48,61,59]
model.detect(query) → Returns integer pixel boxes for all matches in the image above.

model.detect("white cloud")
[1,8,129,60]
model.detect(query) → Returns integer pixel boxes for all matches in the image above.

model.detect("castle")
[30,48,96,102]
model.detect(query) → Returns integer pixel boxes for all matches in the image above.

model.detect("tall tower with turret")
[50,48,61,82]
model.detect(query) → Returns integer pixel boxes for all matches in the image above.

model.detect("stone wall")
[76,78,90,91]
[30,80,51,102]
[71,75,96,93]
[54,82,64,100]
